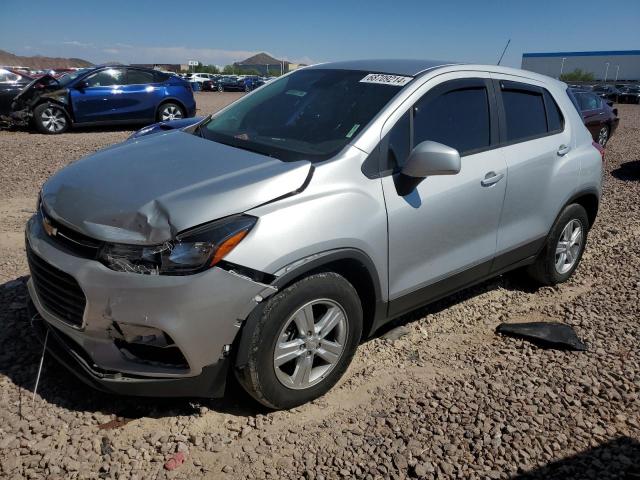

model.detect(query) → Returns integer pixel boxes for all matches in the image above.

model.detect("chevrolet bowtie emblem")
[43,217,57,237]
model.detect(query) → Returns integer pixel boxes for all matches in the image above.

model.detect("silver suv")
[26,60,603,409]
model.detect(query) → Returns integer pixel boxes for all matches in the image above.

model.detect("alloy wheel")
[555,219,583,274]
[160,105,183,121]
[598,127,609,147]
[41,107,67,133]
[273,299,348,390]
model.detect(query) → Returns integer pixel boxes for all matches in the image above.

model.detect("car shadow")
[372,270,540,340]
[1,125,137,135]
[0,276,268,421]
[1,269,540,419]
[512,436,640,479]
[611,159,640,181]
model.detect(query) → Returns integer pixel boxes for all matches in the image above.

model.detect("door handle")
[557,144,571,156]
[481,172,504,187]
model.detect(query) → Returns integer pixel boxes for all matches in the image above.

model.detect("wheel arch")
[567,189,599,228]
[233,249,386,370]
[33,99,73,122]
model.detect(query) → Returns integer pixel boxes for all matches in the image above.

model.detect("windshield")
[592,86,608,92]
[58,69,90,86]
[200,69,410,161]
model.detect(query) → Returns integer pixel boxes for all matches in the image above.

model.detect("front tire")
[235,273,363,409]
[526,204,589,286]
[33,103,69,134]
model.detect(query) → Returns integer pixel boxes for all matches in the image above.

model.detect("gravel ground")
[0,95,638,480]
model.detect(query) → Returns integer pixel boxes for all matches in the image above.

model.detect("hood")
[41,130,312,244]
[128,116,205,140]
[12,74,62,105]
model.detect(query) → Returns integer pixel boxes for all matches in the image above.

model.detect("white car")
[190,73,215,83]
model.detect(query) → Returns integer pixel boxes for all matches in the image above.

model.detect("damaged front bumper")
[25,214,276,398]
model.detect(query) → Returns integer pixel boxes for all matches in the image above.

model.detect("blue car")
[10,65,196,134]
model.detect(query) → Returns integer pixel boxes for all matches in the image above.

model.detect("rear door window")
[127,69,155,85]
[500,82,547,142]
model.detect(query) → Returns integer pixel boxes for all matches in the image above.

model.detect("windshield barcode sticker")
[360,73,413,86]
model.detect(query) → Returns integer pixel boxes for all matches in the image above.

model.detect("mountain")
[0,49,93,69]
[236,52,285,66]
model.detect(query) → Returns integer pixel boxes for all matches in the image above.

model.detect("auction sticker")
[360,73,413,86]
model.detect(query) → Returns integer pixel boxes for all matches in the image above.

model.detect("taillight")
[592,141,605,163]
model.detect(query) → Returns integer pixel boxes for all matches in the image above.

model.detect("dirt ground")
[0,93,638,480]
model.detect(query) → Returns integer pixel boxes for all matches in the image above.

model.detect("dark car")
[618,85,640,104]
[0,68,33,118]
[592,84,621,102]
[214,76,247,92]
[569,89,619,147]
[8,65,196,134]
[200,80,215,91]
[243,76,265,92]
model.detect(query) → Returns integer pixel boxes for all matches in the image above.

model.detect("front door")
[381,75,507,317]
[70,68,128,123]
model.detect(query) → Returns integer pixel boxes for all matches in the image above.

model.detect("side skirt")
[378,237,544,331]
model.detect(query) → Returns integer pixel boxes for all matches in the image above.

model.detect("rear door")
[491,76,578,271]
[381,73,507,316]
[118,68,159,122]
[70,68,128,123]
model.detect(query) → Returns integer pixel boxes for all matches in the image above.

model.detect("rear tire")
[598,125,610,147]
[235,272,363,409]
[33,103,69,134]
[156,102,184,122]
[526,204,589,286]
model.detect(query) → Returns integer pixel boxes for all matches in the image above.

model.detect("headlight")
[128,125,157,140]
[99,215,256,275]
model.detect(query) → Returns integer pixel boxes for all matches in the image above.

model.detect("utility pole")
[559,57,566,79]
[604,62,610,82]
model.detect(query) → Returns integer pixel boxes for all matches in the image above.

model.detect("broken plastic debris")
[164,451,186,471]
[496,322,587,351]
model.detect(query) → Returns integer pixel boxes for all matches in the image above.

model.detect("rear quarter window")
[544,90,564,133]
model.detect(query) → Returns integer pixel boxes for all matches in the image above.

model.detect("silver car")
[26,60,603,409]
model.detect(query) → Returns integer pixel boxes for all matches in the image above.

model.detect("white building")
[521,50,640,81]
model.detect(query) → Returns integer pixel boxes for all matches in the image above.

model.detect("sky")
[1,0,639,68]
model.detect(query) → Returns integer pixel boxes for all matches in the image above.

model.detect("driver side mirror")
[395,141,461,196]
[75,80,89,90]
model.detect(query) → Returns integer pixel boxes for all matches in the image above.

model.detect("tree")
[560,69,595,82]
[198,64,220,74]
[222,65,236,75]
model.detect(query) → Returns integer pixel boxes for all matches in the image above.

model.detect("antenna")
[497,39,511,65]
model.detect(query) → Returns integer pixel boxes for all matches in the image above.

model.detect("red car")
[569,89,619,147]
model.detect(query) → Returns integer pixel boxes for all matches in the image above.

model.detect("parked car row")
[567,83,640,104]
[0,65,196,133]
[183,72,269,92]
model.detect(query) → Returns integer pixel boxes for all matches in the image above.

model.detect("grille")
[40,204,102,259]
[27,244,87,328]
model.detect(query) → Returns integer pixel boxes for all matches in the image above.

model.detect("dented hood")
[41,130,312,244]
